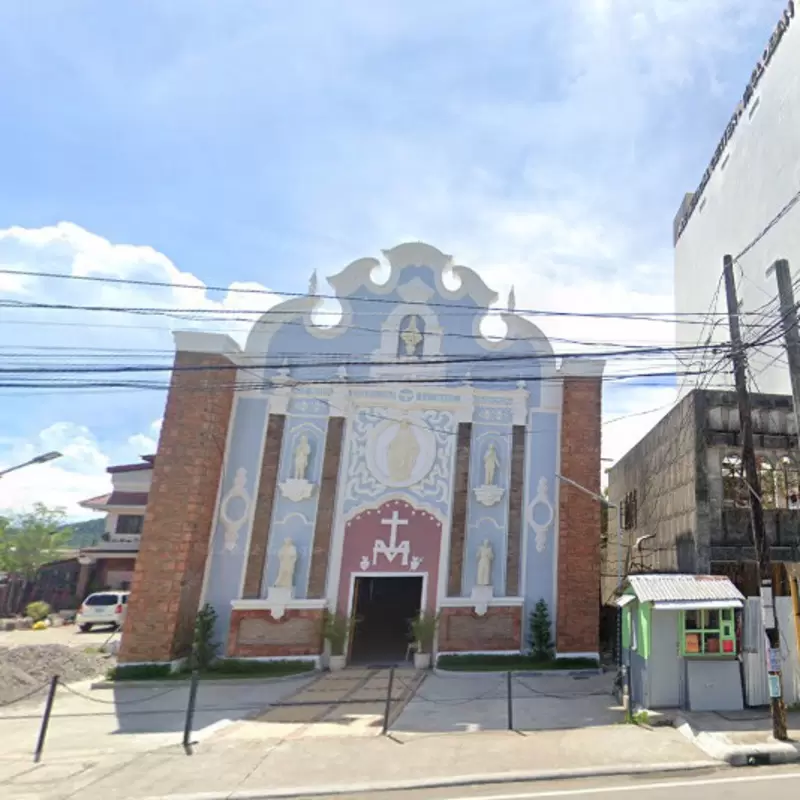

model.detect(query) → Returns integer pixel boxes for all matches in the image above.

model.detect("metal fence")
[742,596,800,706]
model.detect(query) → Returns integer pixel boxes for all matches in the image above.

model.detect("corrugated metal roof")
[627,574,744,604]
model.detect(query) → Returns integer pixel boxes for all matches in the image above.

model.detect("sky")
[0,0,790,518]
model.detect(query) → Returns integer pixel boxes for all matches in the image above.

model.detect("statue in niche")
[293,434,311,481]
[476,539,494,587]
[387,419,420,483]
[400,315,423,357]
[484,442,500,486]
[274,538,298,588]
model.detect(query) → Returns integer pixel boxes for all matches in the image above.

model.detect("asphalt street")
[292,766,800,800]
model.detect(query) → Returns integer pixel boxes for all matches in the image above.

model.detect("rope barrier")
[0,681,51,707]
[56,679,184,705]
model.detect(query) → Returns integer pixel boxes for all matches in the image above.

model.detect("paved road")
[297,767,800,800]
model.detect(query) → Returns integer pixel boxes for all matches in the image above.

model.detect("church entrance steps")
[217,667,426,740]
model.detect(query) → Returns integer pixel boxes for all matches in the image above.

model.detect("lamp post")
[555,472,631,719]
[0,451,62,479]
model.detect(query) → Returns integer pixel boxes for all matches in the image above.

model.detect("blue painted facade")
[197,243,592,652]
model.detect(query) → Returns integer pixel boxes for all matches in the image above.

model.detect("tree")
[528,598,554,660]
[0,503,72,580]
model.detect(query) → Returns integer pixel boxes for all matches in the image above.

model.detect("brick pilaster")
[307,417,345,598]
[242,414,286,598]
[447,423,472,596]
[119,350,236,664]
[556,376,602,655]
[506,425,525,596]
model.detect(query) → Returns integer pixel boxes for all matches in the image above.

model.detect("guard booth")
[617,574,745,711]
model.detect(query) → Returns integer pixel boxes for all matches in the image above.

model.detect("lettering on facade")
[675,1,795,242]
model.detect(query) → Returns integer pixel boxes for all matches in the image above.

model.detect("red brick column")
[556,376,602,656]
[119,348,237,664]
[447,423,472,596]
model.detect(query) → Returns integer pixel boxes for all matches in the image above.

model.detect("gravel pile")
[0,644,111,707]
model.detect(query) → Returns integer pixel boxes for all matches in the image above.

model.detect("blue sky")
[0,0,789,515]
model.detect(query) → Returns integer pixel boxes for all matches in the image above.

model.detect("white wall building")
[675,2,799,397]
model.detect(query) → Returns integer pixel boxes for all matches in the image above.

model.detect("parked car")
[76,591,129,632]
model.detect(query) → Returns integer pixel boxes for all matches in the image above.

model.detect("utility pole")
[723,254,788,740]
[765,258,800,667]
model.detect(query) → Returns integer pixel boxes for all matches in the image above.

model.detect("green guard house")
[617,574,745,711]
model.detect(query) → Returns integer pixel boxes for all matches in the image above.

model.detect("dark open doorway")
[350,576,423,665]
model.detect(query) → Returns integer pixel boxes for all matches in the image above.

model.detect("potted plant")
[409,611,439,669]
[322,611,353,671]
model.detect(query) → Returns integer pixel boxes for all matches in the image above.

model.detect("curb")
[433,668,604,678]
[674,715,800,766]
[90,673,316,690]
[143,760,723,800]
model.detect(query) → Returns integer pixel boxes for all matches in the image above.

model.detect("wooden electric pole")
[723,254,788,740]
[765,258,800,666]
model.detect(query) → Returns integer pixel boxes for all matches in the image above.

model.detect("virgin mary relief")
[387,420,420,483]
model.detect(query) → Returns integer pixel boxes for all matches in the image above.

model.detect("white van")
[76,591,130,632]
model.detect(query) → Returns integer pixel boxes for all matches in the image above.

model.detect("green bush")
[528,598,555,660]
[25,601,52,622]
[107,663,171,681]
[436,653,599,671]
[208,659,315,677]
[191,603,220,670]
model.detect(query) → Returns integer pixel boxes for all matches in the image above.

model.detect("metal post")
[33,675,58,763]
[506,671,513,731]
[182,669,200,753]
[381,667,395,735]
[724,255,788,740]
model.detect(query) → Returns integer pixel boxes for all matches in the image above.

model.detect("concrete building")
[116,242,606,667]
[77,455,152,597]
[605,388,800,603]
[674,1,799,396]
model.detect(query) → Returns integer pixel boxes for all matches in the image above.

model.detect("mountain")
[61,518,105,548]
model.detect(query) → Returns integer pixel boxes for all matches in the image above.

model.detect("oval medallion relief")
[366,416,437,488]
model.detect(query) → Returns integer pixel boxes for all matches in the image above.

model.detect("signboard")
[767,647,781,672]
[769,674,782,699]
[675,1,796,241]
[760,583,776,629]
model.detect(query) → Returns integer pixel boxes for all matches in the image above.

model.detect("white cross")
[374,510,411,566]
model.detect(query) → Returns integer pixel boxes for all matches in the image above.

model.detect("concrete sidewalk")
[0,724,718,800]
[675,709,800,765]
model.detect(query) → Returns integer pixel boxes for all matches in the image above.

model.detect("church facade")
[119,243,604,666]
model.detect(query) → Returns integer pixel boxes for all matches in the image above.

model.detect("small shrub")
[25,601,52,623]
[107,663,171,681]
[528,598,554,660]
[409,611,440,653]
[322,611,355,656]
[192,603,220,670]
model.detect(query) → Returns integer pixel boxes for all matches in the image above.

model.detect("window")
[722,455,746,506]
[116,514,144,535]
[621,490,638,530]
[681,608,736,656]
[85,593,119,606]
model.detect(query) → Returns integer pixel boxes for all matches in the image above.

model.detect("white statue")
[400,316,423,356]
[274,538,297,588]
[484,442,500,486]
[476,540,493,586]
[387,419,419,482]
[308,270,318,295]
[293,435,311,481]
[508,285,516,312]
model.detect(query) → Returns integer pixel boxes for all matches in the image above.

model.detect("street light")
[0,451,63,478]
[555,472,631,719]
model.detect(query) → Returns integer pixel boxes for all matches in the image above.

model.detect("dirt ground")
[0,623,120,650]
[0,624,120,706]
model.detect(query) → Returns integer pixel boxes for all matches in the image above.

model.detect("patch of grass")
[203,659,315,678]
[436,654,600,672]
[106,658,316,682]
[631,709,650,726]
[107,663,172,681]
